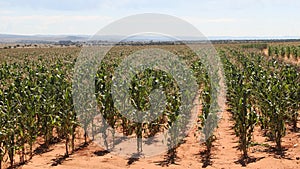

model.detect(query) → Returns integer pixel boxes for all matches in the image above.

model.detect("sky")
[0,0,299,37]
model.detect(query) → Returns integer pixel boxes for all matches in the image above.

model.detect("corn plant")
[221,54,257,160]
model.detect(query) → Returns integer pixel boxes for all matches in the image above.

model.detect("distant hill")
[0,34,89,43]
[0,34,300,43]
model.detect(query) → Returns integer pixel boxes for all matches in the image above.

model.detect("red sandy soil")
[5,110,297,169]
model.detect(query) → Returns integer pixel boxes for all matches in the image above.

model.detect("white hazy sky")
[0,0,299,37]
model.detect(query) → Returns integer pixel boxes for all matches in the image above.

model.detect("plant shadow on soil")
[126,153,142,165]
[51,154,71,166]
[264,147,293,160]
[153,139,187,167]
[93,150,109,156]
[6,137,62,168]
[197,150,213,168]
[51,141,91,166]
[153,149,181,167]
[289,127,300,134]
[234,156,265,167]
[235,144,294,167]
[34,137,61,155]
[34,145,54,155]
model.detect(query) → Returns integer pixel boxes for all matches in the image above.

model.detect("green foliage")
[223,47,299,155]
[241,43,268,50]
[0,58,76,167]
[0,45,298,168]
[268,45,300,60]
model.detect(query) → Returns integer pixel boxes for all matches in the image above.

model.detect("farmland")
[0,42,299,169]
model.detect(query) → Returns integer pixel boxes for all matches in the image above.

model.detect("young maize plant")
[0,45,298,169]
[0,57,76,168]
[226,48,299,152]
[221,54,257,161]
